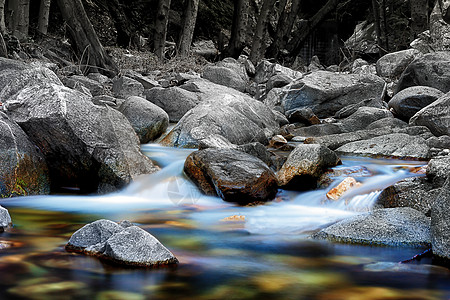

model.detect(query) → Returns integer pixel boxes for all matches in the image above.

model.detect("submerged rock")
[277,144,341,190]
[0,112,49,197]
[184,148,278,204]
[66,219,178,267]
[313,207,431,247]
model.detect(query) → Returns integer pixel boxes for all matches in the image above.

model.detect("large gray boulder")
[254,60,301,84]
[184,148,278,204]
[144,86,201,122]
[335,133,430,160]
[277,144,341,189]
[376,49,422,79]
[202,65,247,92]
[180,78,245,99]
[66,219,178,267]
[431,178,450,262]
[429,0,450,51]
[396,52,450,93]
[340,107,393,132]
[409,92,450,137]
[334,98,384,119]
[388,86,444,121]
[0,206,12,232]
[112,76,144,99]
[2,71,157,193]
[313,207,431,247]
[281,71,386,118]
[427,156,450,187]
[161,93,279,148]
[0,112,50,197]
[118,96,169,144]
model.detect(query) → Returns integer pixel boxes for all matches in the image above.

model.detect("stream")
[0,145,449,299]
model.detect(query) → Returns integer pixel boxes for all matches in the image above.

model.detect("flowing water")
[0,145,449,299]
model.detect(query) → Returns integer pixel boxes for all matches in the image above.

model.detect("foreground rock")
[281,71,386,118]
[396,52,450,93]
[277,144,341,190]
[313,207,431,247]
[184,148,278,204]
[410,92,450,136]
[0,59,157,193]
[0,206,12,232]
[161,93,279,148]
[335,133,430,160]
[0,112,49,197]
[388,86,444,121]
[431,178,450,263]
[66,219,178,267]
[376,49,421,79]
[118,96,169,144]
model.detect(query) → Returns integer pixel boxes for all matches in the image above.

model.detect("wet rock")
[277,144,341,190]
[144,86,201,122]
[340,107,393,132]
[62,75,106,96]
[388,86,444,121]
[334,98,384,119]
[285,107,320,125]
[409,92,450,136]
[313,207,431,247]
[0,206,12,232]
[184,148,278,204]
[236,142,273,167]
[202,65,247,92]
[396,51,450,93]
[269,135,288,148]
[112,76,144,98]
[118,96,168,144]
[0,112,49,197]
[326,177,362,201]
[2,81,157,193]
[335,133,430,160]
[198,134,236,150]
[161,93,279,148]
[66,219,178,267]
[376,177,439,215]
[376,49,422,79]
[281,71,386,118]
[431,177,450,263]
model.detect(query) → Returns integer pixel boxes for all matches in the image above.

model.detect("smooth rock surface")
[184,148,278,204]
[335,133,430,160]
[144,86,201,122]
[0,112,49,197]
[409,92,450,136]
[313,207,431,247]
[277,144,341,189]
[388,86,444,121]
[281,71,386,118]
[118,96,169,143]
[161,93,279,148]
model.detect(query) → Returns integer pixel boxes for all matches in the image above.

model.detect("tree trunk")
[107,0,132,48]
[267,0,302,59]
[38,0,51,35]
[15,0,30,40]
[6,0,18,33]
[411,0,428,38]
[178,0,200,57]
[154,0,171,60]
[223,0,249,59]
[56,0,118,77]
[249,0,277,64]
[371,0,382,55]
[379,0,389,52]
[0,0,6,34]
[287,0,338,58]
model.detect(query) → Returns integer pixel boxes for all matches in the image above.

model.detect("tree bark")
[178,0,200,57]
[287,0,339,58]
[223,0,249,59]
[15,0,30,40]
[38,0,51,35]
[379,0,389,52]
[6,0,18,33]
[56,0,118,76]
[371,0,383,55]
[267,0,302,59]
[249,0,277,64]
[154,0,171,60]
[411,0,428,38]
[0,0,6,34]
[106,0,132,48]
